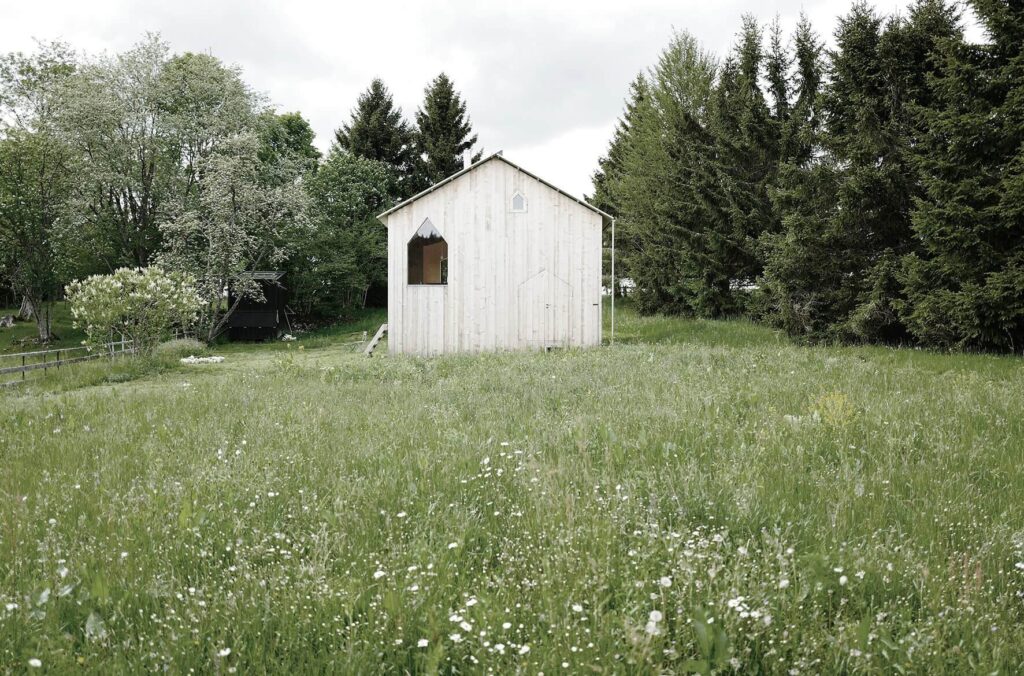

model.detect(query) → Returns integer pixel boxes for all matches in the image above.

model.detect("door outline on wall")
[517,268,573,348]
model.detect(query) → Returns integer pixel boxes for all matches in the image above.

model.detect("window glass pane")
[408,218,448,284]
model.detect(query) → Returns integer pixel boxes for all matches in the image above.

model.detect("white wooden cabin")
[377,152,610,356]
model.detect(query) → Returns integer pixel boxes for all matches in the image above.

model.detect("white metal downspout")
[611,217,616,346]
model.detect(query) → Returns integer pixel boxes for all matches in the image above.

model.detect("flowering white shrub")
[180,355,225,365]
[66,267,201,355]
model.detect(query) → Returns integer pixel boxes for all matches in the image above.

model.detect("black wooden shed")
[227,271,288,341]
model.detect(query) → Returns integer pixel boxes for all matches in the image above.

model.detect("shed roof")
[376,151,613,226]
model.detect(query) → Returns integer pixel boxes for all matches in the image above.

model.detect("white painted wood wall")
[383,157,603,356]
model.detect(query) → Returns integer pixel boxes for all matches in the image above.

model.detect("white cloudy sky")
[4,0,982,197]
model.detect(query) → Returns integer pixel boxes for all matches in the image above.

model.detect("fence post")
[56,350,60,370]
[22,355,25,380]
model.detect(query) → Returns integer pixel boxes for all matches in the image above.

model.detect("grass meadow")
[2,303,1023,673]
[0,304,86,356]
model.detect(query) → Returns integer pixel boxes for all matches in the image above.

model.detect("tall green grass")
[0,302,86,355]
[1,304,1022,673]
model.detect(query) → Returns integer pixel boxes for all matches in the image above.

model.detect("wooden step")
[364,323,388,356]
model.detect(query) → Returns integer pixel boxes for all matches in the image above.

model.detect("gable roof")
[376,151,613,226]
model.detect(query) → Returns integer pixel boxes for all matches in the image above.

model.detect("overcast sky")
[4,0,982,197]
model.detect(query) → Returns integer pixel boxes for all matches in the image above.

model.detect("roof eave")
[375,152,612,226]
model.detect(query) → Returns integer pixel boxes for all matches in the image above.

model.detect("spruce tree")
[785,14,823,167]
[763,2,957,342]
[902,0,1023,350]
[709,16,776,299]
[615,32,726,316]
[334,78,416,195]
[765,17,791,127]
[590,73,648,219]
[414,73,480,186]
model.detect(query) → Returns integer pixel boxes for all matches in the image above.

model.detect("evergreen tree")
[765,17,791,127]
[709,16,776,296]
[414,73,480,186]
[902,0,1023,350]
[759,14,827,333]
[763,2,958,342]
[334,79,412,165]
[615,32,728,316]
[590,74,648,292]
[785,14,824,167]
[590,73,648,219]
[334,78,417,196]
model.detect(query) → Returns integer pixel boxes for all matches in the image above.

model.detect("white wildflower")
[373,570,386,580]
[417,639,429,648]
[659,576,672,588]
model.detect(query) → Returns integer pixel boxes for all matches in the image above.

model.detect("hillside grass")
[2,303,1023,673]
[0,302,86,356]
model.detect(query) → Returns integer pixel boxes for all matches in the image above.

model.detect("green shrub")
[154,338,208,358]
[65,267,201,355]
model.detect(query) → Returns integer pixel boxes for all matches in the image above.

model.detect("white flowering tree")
[158,131,308,342]
[65,267,201,355]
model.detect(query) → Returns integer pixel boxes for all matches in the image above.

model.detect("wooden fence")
[0,340,134,387]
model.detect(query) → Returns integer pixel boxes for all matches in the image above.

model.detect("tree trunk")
[19,296,34,320]
[33,300,53,343]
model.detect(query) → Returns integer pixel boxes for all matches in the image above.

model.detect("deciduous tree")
[0,44,77,342]
[158,133,308,342]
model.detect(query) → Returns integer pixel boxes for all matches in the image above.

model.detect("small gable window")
[408,218,448,285]
[511,191,527,212]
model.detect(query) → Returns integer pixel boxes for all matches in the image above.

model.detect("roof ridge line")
[376,153,612,224]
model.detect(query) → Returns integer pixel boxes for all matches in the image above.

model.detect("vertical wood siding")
[386,158,602,355]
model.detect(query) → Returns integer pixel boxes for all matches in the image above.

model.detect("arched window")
[511,191,527,212]
[408,218,448,285]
